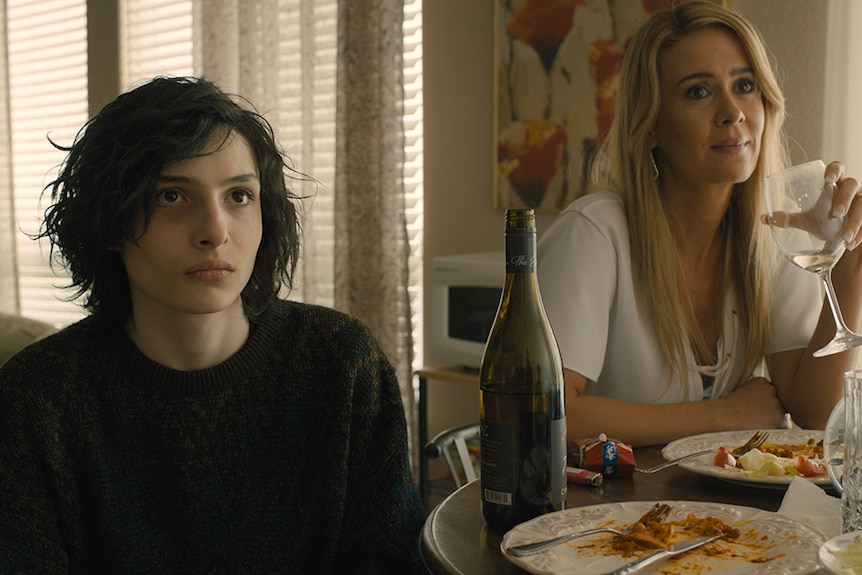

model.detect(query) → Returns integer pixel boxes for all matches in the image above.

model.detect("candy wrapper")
[572,433,635,478]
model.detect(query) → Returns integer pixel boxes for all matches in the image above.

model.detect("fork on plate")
[634,430,770,474]
[505,502,672,557]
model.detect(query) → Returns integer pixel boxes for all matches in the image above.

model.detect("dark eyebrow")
[677,67,755,86]
[157,173,260,186]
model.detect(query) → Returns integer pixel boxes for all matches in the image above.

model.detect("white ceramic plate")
[663,429,830,488]
[501,500,825,575]
[819,530,862,575]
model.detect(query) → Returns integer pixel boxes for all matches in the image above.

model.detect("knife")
[607,534,721,575]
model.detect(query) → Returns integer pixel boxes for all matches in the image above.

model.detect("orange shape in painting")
[498,120,567,207]
[506,0,584,72]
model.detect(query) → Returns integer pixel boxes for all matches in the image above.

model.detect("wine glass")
[764,159,862,357]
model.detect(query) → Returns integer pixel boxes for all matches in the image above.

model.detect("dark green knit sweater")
[0,300,426,574]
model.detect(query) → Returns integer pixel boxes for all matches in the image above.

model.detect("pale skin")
[565,28,862,447]
[120,130,263,371]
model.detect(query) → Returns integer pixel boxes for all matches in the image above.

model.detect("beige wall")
[421,1,829,462]
[735,0,826,163]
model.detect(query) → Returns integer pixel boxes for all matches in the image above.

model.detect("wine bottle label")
[479,419,515,505]
[505,229,536,274]
[551,417,567,501]
[480,391,566,519]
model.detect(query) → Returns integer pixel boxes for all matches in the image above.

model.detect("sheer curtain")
[333,0,416,448]
[188,0,419,465]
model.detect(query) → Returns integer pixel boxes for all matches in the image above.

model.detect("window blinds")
[8,0,88,326]
[120,0,194,86]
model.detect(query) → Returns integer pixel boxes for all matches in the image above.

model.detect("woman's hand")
[825,162,862,327]
[825,161,862,249]
[713,377,786,430]
[765,161,862,248]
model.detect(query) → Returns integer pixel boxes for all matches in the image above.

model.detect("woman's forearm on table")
[563,369,772,447]
[566,394,711,447]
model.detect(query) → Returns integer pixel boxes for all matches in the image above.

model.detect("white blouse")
[537,190,822,404]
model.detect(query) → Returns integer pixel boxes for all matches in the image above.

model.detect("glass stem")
[818,269,854,336]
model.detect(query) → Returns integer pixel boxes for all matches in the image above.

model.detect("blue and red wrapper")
[571,434,636,478]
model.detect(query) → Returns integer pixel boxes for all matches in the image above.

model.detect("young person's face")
[120,130,263,321]
[651,27,764,192]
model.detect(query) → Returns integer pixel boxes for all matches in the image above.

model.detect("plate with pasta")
[501,500,825,574]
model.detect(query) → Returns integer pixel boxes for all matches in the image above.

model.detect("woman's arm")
[769,251,862,429]
[564,369,787,447]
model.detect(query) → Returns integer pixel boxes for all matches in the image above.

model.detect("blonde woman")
[538,1,862,447]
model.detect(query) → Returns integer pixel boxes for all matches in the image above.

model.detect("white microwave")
[426,251,504,369]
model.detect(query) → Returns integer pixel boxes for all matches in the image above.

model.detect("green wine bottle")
[480,208,566,531]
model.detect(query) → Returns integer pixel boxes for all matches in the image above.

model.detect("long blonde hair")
[591,1,788,389]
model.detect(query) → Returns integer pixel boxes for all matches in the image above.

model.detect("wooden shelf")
[415,365,480,387]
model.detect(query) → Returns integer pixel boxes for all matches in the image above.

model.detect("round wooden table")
[419,445,833,574]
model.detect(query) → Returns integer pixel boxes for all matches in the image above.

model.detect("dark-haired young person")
[0,76,426,574]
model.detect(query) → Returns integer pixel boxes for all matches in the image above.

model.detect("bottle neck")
[505,227,536,275]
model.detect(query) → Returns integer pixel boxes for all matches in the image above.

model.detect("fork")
[634,430,770,474]
[505,502,672,557]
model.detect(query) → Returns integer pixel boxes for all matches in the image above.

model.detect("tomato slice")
[793,455,826,477]
[713,446,738,468]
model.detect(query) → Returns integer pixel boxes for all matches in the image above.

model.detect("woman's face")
[120,130,263,322]
[651,27,764,193]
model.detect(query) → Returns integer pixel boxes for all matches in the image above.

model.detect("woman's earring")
[649,148,660,180]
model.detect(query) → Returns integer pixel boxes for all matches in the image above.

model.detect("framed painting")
[494,0,725,210]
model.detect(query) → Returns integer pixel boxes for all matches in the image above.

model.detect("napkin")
[777,476,842,537]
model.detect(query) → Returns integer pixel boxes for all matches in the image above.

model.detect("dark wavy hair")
[38,76,301,324]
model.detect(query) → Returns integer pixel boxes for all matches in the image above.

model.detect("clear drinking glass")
[764,160,862,356]
[842,370,862,533]
[824,395,845,494]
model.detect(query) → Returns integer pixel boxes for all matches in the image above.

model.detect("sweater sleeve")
[0,360,71,574]
[331,328,426,574]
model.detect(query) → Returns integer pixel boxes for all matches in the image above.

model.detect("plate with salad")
[662,429,830,489]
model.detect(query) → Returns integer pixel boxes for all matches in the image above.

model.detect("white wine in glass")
[764,159,862,357]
